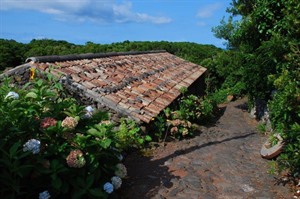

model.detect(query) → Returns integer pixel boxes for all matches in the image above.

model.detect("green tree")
[0,39,26,71]
[212,0,300,175]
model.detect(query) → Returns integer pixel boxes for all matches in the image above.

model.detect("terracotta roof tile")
[91,79,108,87]
[118,101,131,110]
[78,73,90,81]
[70,66,83,73]
[29,51,206,123]
[81,81,96,89]
[71,74,82,83]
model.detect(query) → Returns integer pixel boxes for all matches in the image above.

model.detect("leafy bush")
[152,94,215,140]
[277,123,300,175]
[268,68,300,175]
[0,76,148,198]
[206,82,246,106]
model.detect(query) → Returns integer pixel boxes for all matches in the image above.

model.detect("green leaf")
[76,177,86,188]
[89,188,107,198]
[86,175,94,188]
[71,188,86,199]
[52,175,63,190]
[145,135,152,142]
[87,128,103,138]
[36,79,43,87]
[138,138,144,144]
[100,138,111,149]
[25,92,38,99]
[9,142,21,157]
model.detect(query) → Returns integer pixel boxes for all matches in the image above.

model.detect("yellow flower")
[30,67,35,80]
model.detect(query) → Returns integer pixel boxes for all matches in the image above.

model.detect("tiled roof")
[28,51,206,123]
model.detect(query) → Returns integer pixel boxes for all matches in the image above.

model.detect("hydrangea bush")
[0,75,150,198]
[152,93,214,140]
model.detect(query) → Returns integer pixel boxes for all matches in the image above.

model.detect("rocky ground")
[114,98,293,199]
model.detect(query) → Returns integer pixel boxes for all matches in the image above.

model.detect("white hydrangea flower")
[111,176,122,189]
[115,163,127,178]
[5,91,19,99]
[85,106,94,113]
[81,106,95,119]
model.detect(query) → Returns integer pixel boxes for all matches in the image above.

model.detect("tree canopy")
[0,39,221,72]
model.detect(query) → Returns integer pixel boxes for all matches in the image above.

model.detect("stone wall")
[60,76,125,123]
[0,64,32,86]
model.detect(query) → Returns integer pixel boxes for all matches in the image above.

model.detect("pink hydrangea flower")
[170,126,178,134]
[66,149,86,168]
[40,117,57,129]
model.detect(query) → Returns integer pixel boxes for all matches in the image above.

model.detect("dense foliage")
[0,39,221,72]
[209,0,300,176]
[152,89,216,141]
[0,74,150,199]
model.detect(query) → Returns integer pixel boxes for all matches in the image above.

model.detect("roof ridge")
[25,50,167,63]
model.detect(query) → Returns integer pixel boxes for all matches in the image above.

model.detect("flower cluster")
[100,120,112,125]
[82,106,94,119]
[170,126,178,134]
[23,139,41,154]
[167,119,192,136]
[85,105,94,113]
[5,91,19,100]
[66,149,86,168]
[168,119,192,128]
[115,163,127,178]
[39,190,51,199]
[111,176,122,189]
[103,163,127,194]
[40,117,57,129]
[61,116,78,129]
[103,182,114,194]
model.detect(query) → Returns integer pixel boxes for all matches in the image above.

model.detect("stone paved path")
[116,98,293,199]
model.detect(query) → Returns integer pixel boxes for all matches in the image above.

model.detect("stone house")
[0,50,207,124]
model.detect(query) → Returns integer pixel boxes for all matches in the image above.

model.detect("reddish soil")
[113,98,293,199]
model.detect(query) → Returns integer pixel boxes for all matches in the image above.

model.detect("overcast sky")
[0,0,232,48]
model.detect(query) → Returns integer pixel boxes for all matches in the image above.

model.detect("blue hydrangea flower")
[39,190,50,199]
[103,182,114,194]
[5,91,19,99]
[23,139,41,154]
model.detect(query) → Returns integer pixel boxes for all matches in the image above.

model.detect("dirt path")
[115,98,292,199]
